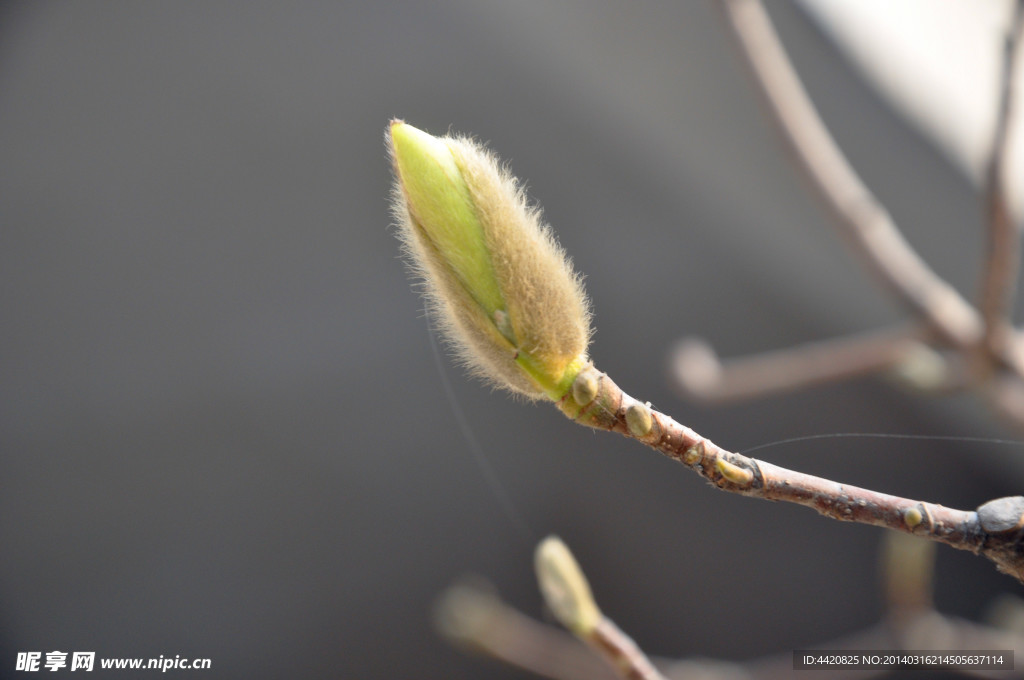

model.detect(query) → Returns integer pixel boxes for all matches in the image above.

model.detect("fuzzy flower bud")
[388,120,591,400]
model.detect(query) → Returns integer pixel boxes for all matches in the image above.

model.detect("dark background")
[0,1,1019,678]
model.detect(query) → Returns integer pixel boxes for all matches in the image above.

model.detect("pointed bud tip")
[534,536,601,635]
[388,119,430,154]
[388,121,461,185]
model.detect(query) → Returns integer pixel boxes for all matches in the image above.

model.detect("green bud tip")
[534,536,602,635]
[388,120,592,401]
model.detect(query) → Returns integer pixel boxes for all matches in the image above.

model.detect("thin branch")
[435,583,620,680]
[664,625,889,680]
[534,536,669,680]
[438,535,1020,679]
[667,614,1024,680]
[585,620,668,680]
[560,366,1024,582]
[438,583,1024,680]
[671,323,930,403]
[978,0,1024,367]
[718,0,981,349]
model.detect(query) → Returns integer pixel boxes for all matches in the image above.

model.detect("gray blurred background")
[0,1,1018,678]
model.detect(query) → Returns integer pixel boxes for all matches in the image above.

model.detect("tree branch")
[585,620,667,680]
[438,578,1024,680]
[435,583,620,680]
[718,0,982,348]
[978,0,1024,370]
[534,536,669,680]
[561,366,1024,582]
[671,323,932,403]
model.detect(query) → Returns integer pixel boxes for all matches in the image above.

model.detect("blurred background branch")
[675,0,1024,432]
[438,533,1024,680]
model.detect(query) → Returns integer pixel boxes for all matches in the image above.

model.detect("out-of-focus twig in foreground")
[437,534,1024,680]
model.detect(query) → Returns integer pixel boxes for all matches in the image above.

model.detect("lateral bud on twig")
[903,506,924,529]
[715,458,754,486]
[625,402,653,437]
[571,368,599,406]
[683,441,705,466]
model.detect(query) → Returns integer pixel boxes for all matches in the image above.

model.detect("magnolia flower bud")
[534,536,601,634]
[388,121,591,400]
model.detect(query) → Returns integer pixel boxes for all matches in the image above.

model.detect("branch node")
[978,496,1024,534]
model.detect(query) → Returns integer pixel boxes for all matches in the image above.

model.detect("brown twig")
[666,613,1024,680]
[978,0,1024,371]
[534,537,669,680]
[561,365,1024,582]
[436,534,1022,679]
[585,620,668,680]
[718,0,982,349]
[437,584,1024,680]
[664,625,889,680]
[671,323,931,403]
[690,0,1024,428]
[435,583,620,680]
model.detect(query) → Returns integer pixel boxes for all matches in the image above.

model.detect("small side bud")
[716,458,754,486]
[903,506,924,529]
[571,369,599,406]
[625,402,653,437]
[683,441,706,466]
[388,121,591,401]
[534,536,601,635]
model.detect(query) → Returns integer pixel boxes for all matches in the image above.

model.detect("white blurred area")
[798,0,1024,221]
